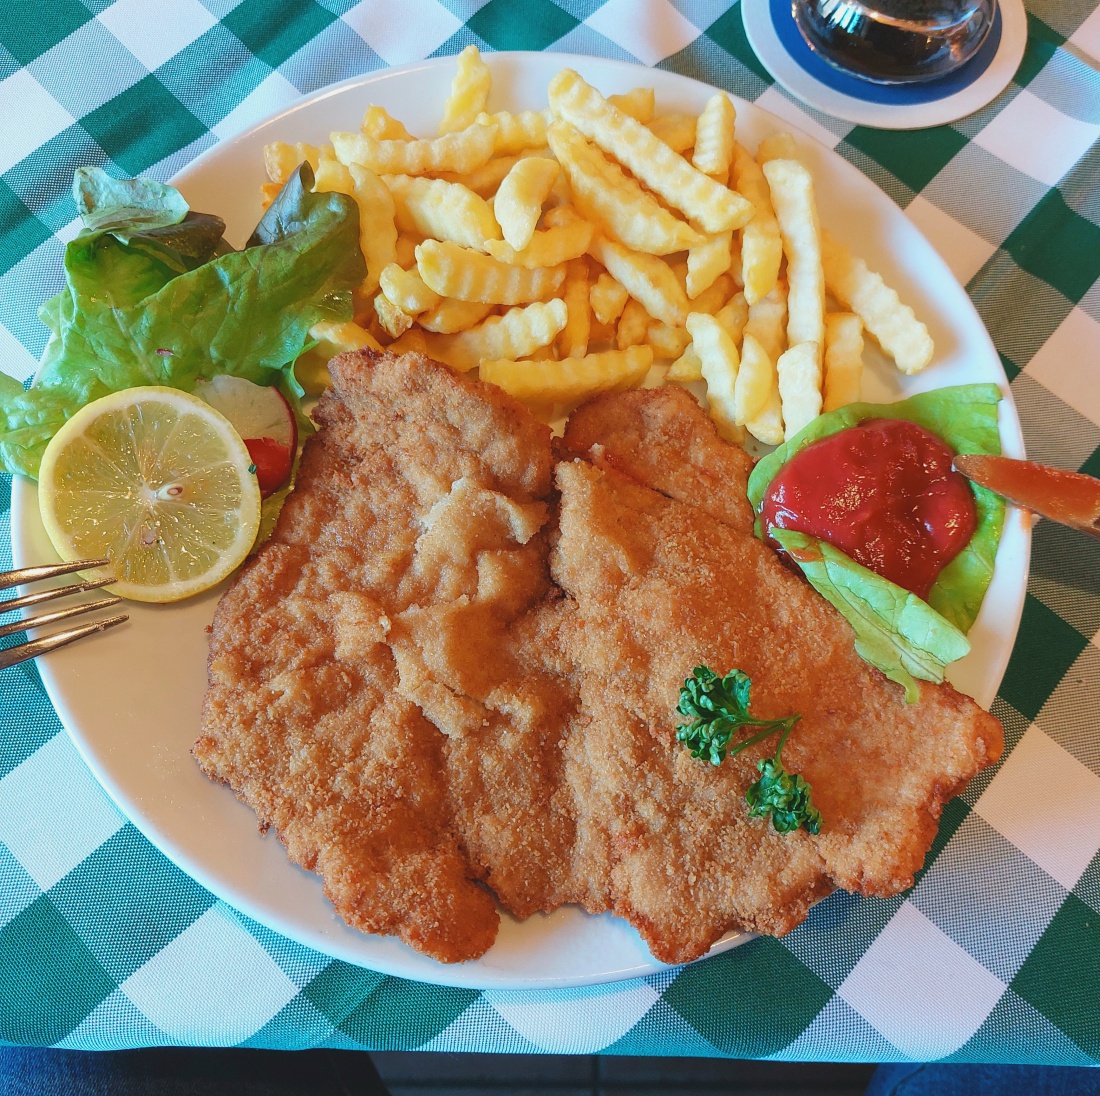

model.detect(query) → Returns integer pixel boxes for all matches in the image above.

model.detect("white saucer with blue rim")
[741,0,1027,129]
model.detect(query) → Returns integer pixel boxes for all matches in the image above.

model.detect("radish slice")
[194,376,298,496]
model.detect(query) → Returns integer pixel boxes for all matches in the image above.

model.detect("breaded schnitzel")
[196,349,569,962]
[550,393,1002,960]
[197,352,1003,966]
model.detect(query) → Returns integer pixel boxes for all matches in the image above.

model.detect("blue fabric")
[0,1046,391,1096]
[866,1063,1100,1095]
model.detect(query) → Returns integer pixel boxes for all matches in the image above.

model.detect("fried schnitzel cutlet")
[196,349,573,962]
[196,351,1003,966]
[551,390,1002,961]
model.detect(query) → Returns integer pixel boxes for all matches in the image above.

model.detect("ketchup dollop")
[759,419,977,600]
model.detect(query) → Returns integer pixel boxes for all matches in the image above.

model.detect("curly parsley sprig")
[676,666,822,835]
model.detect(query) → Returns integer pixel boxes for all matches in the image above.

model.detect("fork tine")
[1,575,118,615]
[0,558,112,592]
[0,595,124,640]
[0,612,128,671]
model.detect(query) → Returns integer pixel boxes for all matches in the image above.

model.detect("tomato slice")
[245,436,293,497]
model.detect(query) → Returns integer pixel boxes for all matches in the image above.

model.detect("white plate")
[11,52,1029,990]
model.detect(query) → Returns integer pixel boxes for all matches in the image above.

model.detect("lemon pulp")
[38,386,262,603]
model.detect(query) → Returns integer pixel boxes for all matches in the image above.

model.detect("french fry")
[426,299,568,371]
[757,131,798,164]
[313,159,397,296]
[548,70,753,233]
[332,122,497,176]
[777,340,822,439]
[297,320,382,394]
[349,165,398,297]
[479,346,653,403]
[744,282,788,445]
[379,263,440,315]
[823,312,864,411]
[439,44,492,134]
[762,158,824,363]
[820,230,933,374]
[495,157,559,250]
[384,174,501,251]
[309,319,382,354]
[416,238,567,304]
[547,122,703,255]
[484,219,593,268]
[734,332,774,424]
[741,282,787,444]
[361,106,412,141]
[648,113,697,153]
[731,142,782,305]
[587,233,689,327]
[617,297,650,349]
[312,157,352,193]
[745,280,788,362]
[646,322,692,359]
[477,110,550,153]
[374,292,413,339]
[364,310,389,345]
[418,297,493,334]
[607,87,655,123]
[387,327,429,356]
[729,233,743,286]
[686,312,743,443]
[692,93,737,181]
[686,231,733,299]
[394,233,421,268]
[590,272,628,325]
[667,348,702,383]
[714,291,749,343]
[542,204,582,229]
[437,153,522,197]
[264,141,321,184]
[691,272,737,316]
[559,258,591,358]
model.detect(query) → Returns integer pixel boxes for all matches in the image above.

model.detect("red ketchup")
[759,419,977,600]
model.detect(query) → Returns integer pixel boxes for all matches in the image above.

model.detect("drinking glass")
[792,0,997,83]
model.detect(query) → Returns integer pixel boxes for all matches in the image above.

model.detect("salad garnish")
[0,164,364,481]
[747,384,1004,702]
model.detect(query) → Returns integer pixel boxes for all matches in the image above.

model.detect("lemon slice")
[38,386,261,603]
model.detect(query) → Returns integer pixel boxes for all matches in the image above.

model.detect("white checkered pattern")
[0,0,1097,1063]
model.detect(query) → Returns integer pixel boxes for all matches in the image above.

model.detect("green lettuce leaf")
[73,166,190,233]
[746,384,1004,634]
[771,529,971,703]
[0,164,364,479]
[73,165,227,274]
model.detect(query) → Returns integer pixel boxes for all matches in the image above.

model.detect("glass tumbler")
[792,0,997,83]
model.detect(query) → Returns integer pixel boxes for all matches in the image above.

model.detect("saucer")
[741,0,1027,128]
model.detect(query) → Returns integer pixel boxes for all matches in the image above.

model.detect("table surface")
[1,0,1099,1063]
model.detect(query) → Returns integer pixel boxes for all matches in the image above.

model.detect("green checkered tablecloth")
[2,0,1099,1062]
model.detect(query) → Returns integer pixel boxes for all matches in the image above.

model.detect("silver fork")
[0,559,129,670]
